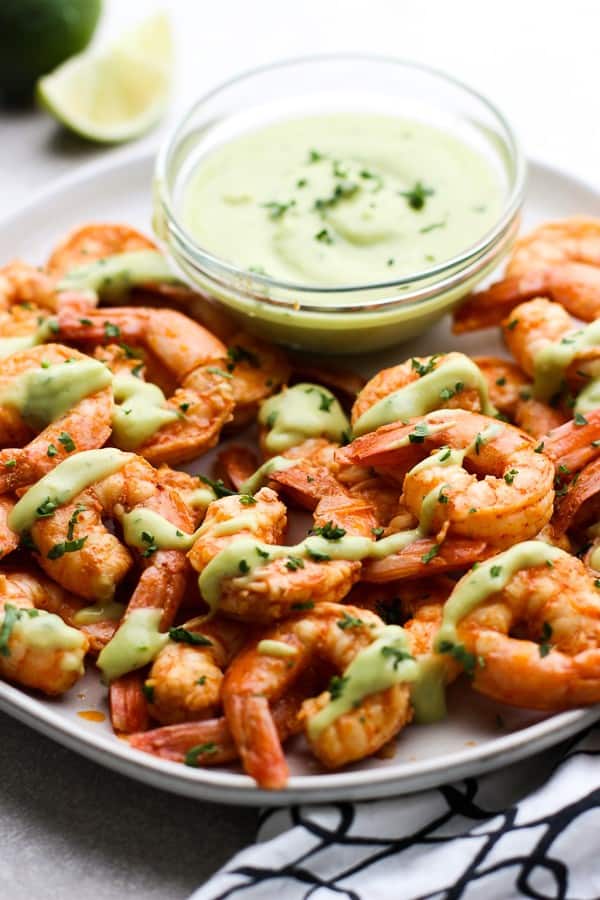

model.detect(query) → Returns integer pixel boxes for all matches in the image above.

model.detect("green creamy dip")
[182,114,503,288]
[0,319,58,360]
[96,608,169,682]
[8,448,130,534]
[57,250,178,300]
[533,319,600,402]
[259,383,350,453]
[0,358,112,431]
[111,374,179,450]
[353,354,497,436]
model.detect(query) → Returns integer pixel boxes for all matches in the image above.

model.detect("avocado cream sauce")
[0,358,112,431]
[353,354,497,436]
[183,114,503,288]
[259,383,349,454]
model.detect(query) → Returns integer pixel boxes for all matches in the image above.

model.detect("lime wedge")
[36,12,173,143]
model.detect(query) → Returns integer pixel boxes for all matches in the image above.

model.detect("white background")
[0,2,599,899]
[3,0,600,212]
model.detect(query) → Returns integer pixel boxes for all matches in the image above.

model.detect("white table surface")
[1,1,599,897]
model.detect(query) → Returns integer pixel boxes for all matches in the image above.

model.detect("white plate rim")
[1,147,600,806]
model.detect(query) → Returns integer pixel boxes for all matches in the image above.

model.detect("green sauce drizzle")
[353,354,497,436]
[111,374,179,450]
[8,448,130,534]
[96,608,169,682]
[0,358,112,430]
[533,319,600,402]
[259,383,350,453]
[57,250,177,300]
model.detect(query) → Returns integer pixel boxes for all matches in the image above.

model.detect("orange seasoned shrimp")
[454,218,600,331]
[223,333,291,428]
[0,344,113,493]
[190,482,375,623]
[455,548,600,709]
[343,409,555,548]
[109,671,150,734]
[0,497,19,560]
[128,677,315,765]
[469,355,565,437]
[57,307,235,466]
[472,356,529,419]
[551,455,600,539]
[46,223,156,278]
[351,353,486,428]
[223,603,413,788]
[0,568,89,694]
[144,617,247,725]
[216,445,260,492]
[31,454,193,606]
[543,408,600,474]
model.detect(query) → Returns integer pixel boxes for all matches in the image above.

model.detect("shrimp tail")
[225,694,289,790]
[109,671,150,734]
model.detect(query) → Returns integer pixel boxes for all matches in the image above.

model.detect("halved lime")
[36,12,173,143]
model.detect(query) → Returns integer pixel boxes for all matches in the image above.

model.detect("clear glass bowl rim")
[155,53,526,306]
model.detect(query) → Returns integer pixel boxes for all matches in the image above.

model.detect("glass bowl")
[154,55,525,354]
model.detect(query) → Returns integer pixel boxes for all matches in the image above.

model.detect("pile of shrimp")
[3,217,600,791]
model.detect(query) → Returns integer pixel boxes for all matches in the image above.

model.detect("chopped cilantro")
[337,612,364,630]
[381,645,415,668]
[421,544,440,564]
[184,743,218,766]
[310,521,346,540]
[47,537,87,559]
[328,674,349,700]
[169,627,212,646]
[58,432,76,453]
[399,180,434,211]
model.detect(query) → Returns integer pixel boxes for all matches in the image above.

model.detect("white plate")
[1,150,600,807]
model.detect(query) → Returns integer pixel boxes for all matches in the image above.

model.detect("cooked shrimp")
[289,362,365,407]
[343,409,555,548]
[223,603,413,788]
[0,344,113,493]
[216,445,260,492]
[0,568,89,694]
[46,223,156,278]
[191,482,375,622]
[57,307,235,466]
[551,455,600,537]
[223,333,291,427]
[57,306,226,378]
[128,676,316,764]
[543,408,600,474]
[351,353,485,427]
[361,537,490,582]
[454,218,600,331]
[108,671,150,733]
[0,497,19,560]
[456,550,600,709]
[145,617,247,725]
[472,356,529,418]
[31,455,193,607]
